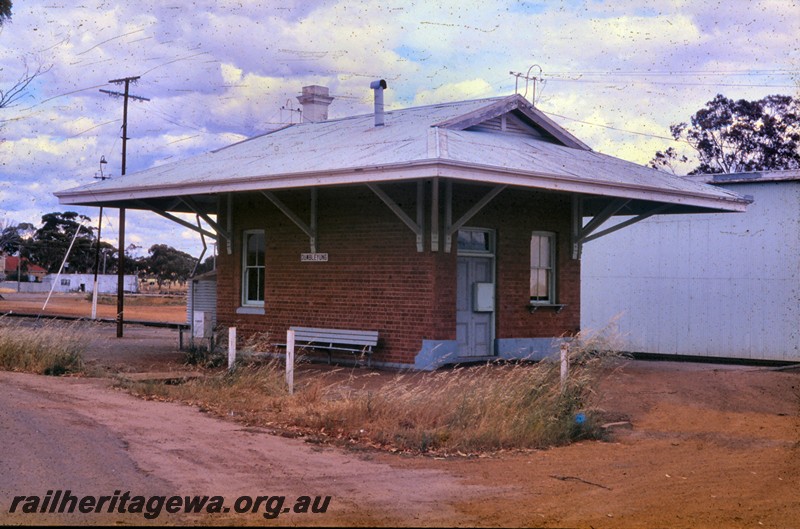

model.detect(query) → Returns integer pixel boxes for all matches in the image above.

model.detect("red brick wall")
[216,182,579,365]
[467,187,581,339]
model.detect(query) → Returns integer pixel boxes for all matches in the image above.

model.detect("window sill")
[236,306,265,315]
[528,303,567,314]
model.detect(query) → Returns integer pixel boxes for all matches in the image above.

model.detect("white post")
[91,280,99,320]
[560,341,570,390]
[228,327,237,371]
[286,329,295,395]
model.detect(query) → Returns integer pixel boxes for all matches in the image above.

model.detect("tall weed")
[125,327,620,454]
[0,318,86,375]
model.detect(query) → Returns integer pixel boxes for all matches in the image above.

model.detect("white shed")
[53,273,140,294]
[582,170,800,362]
[187,270,217,345]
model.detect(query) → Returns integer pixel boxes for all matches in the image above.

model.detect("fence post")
[286,329,295,395]
[560,341,570,390]
[228,327,236,371]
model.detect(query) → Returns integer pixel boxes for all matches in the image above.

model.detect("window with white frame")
[530,232,556,304]
[242,230,265,307]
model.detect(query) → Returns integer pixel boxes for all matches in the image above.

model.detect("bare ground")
[1,292,799,527]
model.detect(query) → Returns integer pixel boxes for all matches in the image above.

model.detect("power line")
[544,77,798,89]
[541,110,683,143]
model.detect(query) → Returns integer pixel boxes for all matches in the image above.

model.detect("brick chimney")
[296,85,334,123]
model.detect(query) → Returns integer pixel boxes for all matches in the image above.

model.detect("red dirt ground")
[2,292,799,527]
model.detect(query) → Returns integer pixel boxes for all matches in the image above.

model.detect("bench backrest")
[289,326,379,347]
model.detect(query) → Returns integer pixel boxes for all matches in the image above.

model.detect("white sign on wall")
[301,253,328,262]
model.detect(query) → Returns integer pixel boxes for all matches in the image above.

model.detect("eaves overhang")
[56,159,750,214]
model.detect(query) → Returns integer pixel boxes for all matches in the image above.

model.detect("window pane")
[457,230,490,252]
[530,269,550,300]
[243,231,265,305]
[530,233,554,303]
[530,235,541,267]
[246,232,264,266]
[539,236,550,268]
[246,268,264,302]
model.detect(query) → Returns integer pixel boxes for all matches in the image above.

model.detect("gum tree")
[651,94,800,175]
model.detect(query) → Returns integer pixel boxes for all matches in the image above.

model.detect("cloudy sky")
[1,0,798,259]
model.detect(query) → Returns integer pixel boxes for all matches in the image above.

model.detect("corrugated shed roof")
[56,94,749,212]
[687,169,800,185]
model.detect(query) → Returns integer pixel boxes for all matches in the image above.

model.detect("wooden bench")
[286,327,379,367]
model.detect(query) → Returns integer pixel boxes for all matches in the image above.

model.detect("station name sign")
[301,252,328,262]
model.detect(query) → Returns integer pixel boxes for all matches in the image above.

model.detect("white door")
[455,229,495,357]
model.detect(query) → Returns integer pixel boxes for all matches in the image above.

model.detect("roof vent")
[296,85,334,123]
[370,79,387,127]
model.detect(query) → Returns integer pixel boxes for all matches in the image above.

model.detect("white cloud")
[1,0,798,258]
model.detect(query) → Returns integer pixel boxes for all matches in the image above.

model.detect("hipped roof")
[56,94,749,214]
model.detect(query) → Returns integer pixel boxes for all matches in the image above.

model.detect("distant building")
[45,273,139,294]
[0,255,47,282]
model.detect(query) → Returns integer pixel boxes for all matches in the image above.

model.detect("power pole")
[90,156,109,320]
[100,76,149,338]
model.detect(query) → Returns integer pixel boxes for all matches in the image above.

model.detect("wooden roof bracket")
[571,197,630,259]
[571,195,672,258]
[178,196,230,243]
[261,189,318,253]
[367,182,425,252]
[582,204,672,244]
[135,200,219,242]
[444,181,506,253]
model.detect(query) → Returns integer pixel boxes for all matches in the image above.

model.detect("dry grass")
[0,318,86,375]
[122,329,620,455]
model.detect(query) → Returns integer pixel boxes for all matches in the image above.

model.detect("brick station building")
[57,83,749,369]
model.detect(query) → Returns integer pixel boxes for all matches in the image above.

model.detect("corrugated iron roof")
[56,94,749,212]
[687,169,800,185]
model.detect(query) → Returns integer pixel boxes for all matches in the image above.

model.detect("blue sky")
[1,0,798,259]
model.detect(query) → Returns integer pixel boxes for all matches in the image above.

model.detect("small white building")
[44,273,139,294]
[187,270,217,343]
[582,170,800,362]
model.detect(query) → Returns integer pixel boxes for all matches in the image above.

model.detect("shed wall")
[581,181,800,361]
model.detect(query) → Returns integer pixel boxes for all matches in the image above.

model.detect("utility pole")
[90,155,109,320]
[100,76,149,338]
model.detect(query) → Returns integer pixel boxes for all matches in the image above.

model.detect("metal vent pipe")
[370,79,387,127]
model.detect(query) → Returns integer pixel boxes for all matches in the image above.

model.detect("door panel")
[456,255,494,357]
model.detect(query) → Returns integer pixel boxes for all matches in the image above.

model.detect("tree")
[1,59,50,110]
[0,219,35,254]
[0,1,11,26]
[146,244,196,286]
[193,255,216,276]
[23,212,96,273]
[651,94,800,175]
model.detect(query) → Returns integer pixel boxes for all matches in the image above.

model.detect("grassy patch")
[0,319,86,375]
[122,330,619,455]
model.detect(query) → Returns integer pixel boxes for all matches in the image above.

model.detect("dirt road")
[0,371,488,526]
[2,356,798,527]
[0,291,186,323]
[1,295,799,527]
